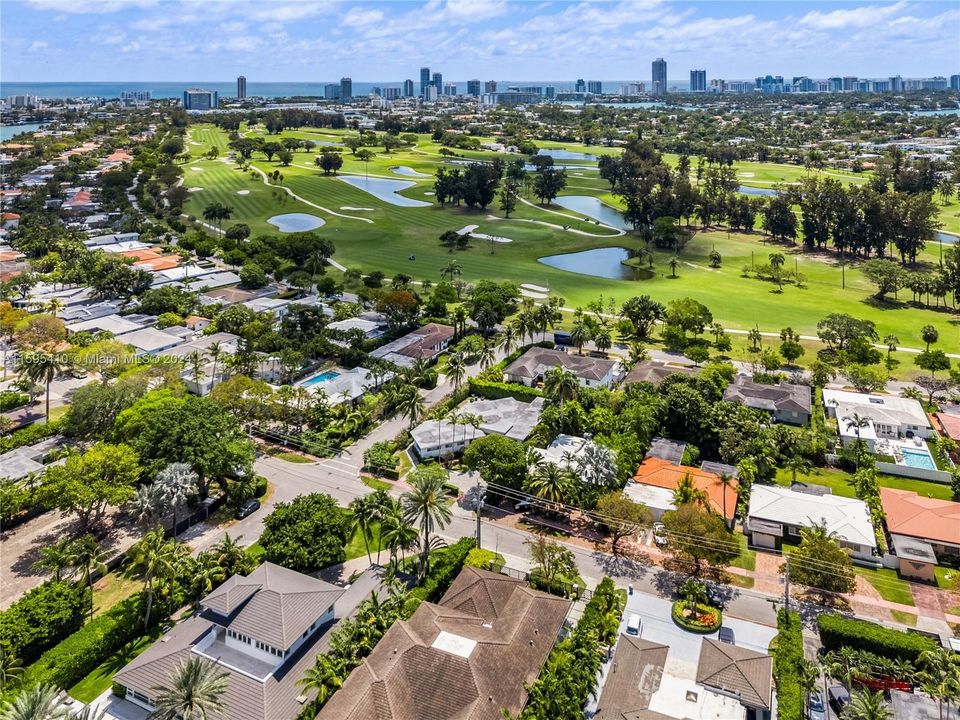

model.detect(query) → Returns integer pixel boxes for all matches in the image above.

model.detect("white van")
[626,614,642,636]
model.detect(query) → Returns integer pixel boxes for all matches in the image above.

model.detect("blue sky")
[2,0,957,82]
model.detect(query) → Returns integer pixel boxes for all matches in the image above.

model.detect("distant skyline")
[2,0,957,83]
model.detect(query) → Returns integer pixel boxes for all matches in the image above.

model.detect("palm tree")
[570,317,593,355]
[717,473,736,525]
[843,413,871,469]
[157,462,198,537]
[844,690,892,720]
[440,260,462,283]
[678,578,708,618]
[478,341,496,370]
[0,683,71,720]
[69,534,109,620]
[543,367,579,430]
[593,326,612,355]
[32,537,74,581]
[396,384,424,429]
[499,324,517,355]
[128,483,168,531]
[298,654,346,706]
[524,463,575,512]
[149,657,229,720]
[380,501,418,570]
[673,474,709,508]
[184,555,225,610]
[17,349,71,422]
[0,651,24,693]
[918,647,960,720]
[349,495,378,565]
[126,528,185,631]
[402,470,453,578]
[211,533,253,577]
[784,454,812,483]
[446,352,466,391]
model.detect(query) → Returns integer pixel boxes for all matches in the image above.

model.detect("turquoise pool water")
[901,447,936,470]
[301,370,340,387]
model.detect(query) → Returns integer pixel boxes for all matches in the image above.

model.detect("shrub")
[773,610,804,720]
[16,593,146,693]
[671,601,722,633]
[464,548,504,572]
[403,538,475,616]
[817,613,937,663]
[260,493,351,573]
[0,391,29,412]
[363,441,398,476]
[253,475,268,497]
[0,581,89,665]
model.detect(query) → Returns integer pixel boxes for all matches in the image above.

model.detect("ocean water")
[1,122,45,142]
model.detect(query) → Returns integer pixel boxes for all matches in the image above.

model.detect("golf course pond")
[338,176,431,207]
[267,213,326,232]
[538,246,652,280]
[552,195,632,231]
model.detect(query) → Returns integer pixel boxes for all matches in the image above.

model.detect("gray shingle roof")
[503,347,616,382]
[696,638,773,711]
[723,377,811,416]
[594,635,670,720]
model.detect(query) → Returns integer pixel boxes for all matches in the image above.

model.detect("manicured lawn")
[774,467,954,501]
[184,125,960,354]
[68,632,159,703]
[729,533,757,572]
[92,572,141,617]
[935,565,959,590]
[854,567,915,606]
[360,475,393,492]
[273,451,313,463]
[344,520,384,562]
[890,609,918,627]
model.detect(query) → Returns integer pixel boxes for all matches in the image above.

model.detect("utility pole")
[783,555,791,615]
[475,478,485,549]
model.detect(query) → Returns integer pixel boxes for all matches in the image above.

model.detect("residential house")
[115,327,186,357]
[410,417,485,459]
[723,377,811,426]
[594,636,670,720]
[158,332,240,395]
[622,359,697,387]
[881,488,960,581]
[302,366,395,406]
[114,564,380,720]
[534,433,597,471]
[462,396,545,441]
[625,456,739,526]
[66,313,151,337]
[745,485,877,563]
[503,346,619,388]
[242,296,291,321]
[645,437,687,464]
[823,388,933,451]
[369,322,455,368]
[696,639,773,720]
[316,567,570,720]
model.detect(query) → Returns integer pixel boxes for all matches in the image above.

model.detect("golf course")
[181,124,960,355]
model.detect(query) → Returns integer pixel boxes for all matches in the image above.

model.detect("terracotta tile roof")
[632,457,738,521]
[107,150,134,162]
[880,488,960,547]
[1,213,21,220]
[316,567,570,720]
[696,638,772,711]
[118,248,162,261]
[134,256,181,271]
[63,190,92,207]
[935,412,960,442]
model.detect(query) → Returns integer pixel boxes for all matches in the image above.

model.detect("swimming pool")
[300,370,340,388]
[900,447,936,471]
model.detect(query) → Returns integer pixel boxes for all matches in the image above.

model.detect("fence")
[875,461,952,484]
[496,564,593,602]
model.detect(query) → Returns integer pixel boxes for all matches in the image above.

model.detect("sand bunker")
[340,206,374,211]
[188,187,203,193]
[521,283,549,293]
[236,190,250,195]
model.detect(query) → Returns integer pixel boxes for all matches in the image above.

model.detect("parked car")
[652,522,668,547]
[235,498,260,519]
[514,500,532,512]
[807,690,827,720]
[828,685,850,714]
[626,614,642,636]
[718,626,736,644]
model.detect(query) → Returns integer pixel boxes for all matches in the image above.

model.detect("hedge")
[468,379,544,402]
[0,581,89,665]
[464,548,505,572]
[773,610,804,720]
[15,592,149,694]
[817,613,937,663]
[0,419,63,454]
[403,537,475,615]
[0,391,29,412]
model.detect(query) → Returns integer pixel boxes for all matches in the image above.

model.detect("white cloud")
[800,0,908,30]
[27,40,49,52]
[342,8,384,27]
[27,0,157,14]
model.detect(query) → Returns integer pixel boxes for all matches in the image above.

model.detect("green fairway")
[182,125,960,353]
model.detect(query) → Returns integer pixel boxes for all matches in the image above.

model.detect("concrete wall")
[875,461,951,484]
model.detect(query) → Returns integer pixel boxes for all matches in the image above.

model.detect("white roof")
[748,485,876,548]
[535,434,590,470]
[116,327,186,354]
[411,418,485,451]
[243,297,290,313]
[822,388,930,429]
[463,396,544,441]
[623,483,676,513]
[326,317,380,334]
[66,313,144,335]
